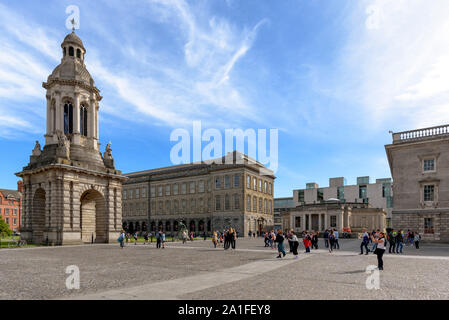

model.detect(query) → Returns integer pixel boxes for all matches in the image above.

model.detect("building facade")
[292,176,393,226]
[274,197,294,231]
[0,182,23,233]
[122,152,275,237]
[16,31,126,245]
[385,124,449,242]
[281,201,386,234]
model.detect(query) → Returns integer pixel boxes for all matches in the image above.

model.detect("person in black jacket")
[275,229,286,259]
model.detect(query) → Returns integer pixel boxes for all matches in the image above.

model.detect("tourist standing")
[328,230,335,253]
[388,229,396,253]
[156,230,162,249]
[275,229,286,258]
[312,231,319,250]
[360,228,370,255]
[229,228,236,250]
[323,229,329,248]
[264,232,269,247]
[396,230,404,254]
[212,232,218,248]
[270,230,276,249]
[333,229,340,249]
[303,231,312,253]
[414,232,421,249]
[133,232,138,245]
[291,231,299,259]
[161,231,166,248]
[371,231,386,270]
[143,232,149,245]
[118,230,126,248]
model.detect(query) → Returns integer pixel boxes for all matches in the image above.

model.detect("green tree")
[0,218,12,237]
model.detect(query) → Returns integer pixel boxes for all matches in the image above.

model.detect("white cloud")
[327,0,449,130]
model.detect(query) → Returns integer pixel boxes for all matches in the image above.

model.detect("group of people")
[212,228,237,250]
[360,228,421,255]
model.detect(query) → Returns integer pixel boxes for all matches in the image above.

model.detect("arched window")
[69,46,74,56]
[63,101,73,134]
[80,104,88,136]
[63,47,66,57]
[76,49,81,59]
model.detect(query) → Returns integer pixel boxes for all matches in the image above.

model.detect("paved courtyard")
[0,238,448,300]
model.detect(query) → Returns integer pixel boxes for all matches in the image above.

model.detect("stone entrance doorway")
[32,188,46,244]
[80,189,107,243]
[311,214,319,231]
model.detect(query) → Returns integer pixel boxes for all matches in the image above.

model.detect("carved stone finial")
[32,140,42,156]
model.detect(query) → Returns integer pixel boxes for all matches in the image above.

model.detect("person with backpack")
[133,232,138,245]
[360,228,370,255]
[143,232,149,245]
[371,231,386,270]
[275,229,286,258]
[312,231,319,250]
[161,230,166,248]
[229,228,237,250]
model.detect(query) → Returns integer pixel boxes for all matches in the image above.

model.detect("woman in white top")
[291,231,299,259]
[371,232,386,270]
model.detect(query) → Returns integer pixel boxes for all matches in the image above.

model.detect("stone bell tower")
[16,31,127,245]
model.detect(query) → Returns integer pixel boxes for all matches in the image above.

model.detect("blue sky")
[1,0,449,197]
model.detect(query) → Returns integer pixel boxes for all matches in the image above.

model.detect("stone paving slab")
[1,238,448,300]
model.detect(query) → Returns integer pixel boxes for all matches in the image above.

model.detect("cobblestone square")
[1,238,448,300]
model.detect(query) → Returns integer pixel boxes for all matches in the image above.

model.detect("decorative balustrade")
[393,124,449,143]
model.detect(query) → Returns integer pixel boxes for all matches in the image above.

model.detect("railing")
[393,124,449,143]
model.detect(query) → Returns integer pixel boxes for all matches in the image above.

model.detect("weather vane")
[71,18,76,32]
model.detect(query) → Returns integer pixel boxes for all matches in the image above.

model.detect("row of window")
[150,198,213,215]
[246,196,273,214]
[63,102,88,136]
[246,175,273,195]
[63,46,83,59]
[297,184,392,203]
[2,217,18,226]
[294,216,338,228]
[0,208,18,215]
[0,199,19,205]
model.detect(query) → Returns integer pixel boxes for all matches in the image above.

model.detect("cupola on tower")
[16,31,127,246]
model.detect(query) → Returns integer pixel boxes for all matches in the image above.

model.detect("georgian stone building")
[386,124,449,242]
[281,201,386,234]
[122,152,275,236]
[16,31,126,245]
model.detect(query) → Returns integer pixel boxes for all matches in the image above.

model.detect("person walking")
[371,231,386,270]
[291,231,299,259]
[396,230,404,254]
[414,232,421,249]
[264,232,269,247]
[328,230,335,253]
[371,230,378,253]
[333,229,340,249]
[133,232,138,245]
[360,228,370,255]
[275,229,286,258]
[118,230,126,248]
[323,229,329,249]
[143,232,149,245]
[287,229,293,252]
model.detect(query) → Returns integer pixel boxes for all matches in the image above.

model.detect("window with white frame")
[247,175,251,188]
[423,158,435,172]
[173,184,179,195]
[189,182,195,194]
[165,185,171,196]
[234,175,240,188]
[199,180,205,193]
[158,186,163,197]
[424,185,434,202]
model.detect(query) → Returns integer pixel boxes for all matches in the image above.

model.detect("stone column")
[46,95,51,135]
[339,212,344,232]
[88,98,95,139]
[73,93,80,136]
[55,93,62,132]
[318,214,321,232]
